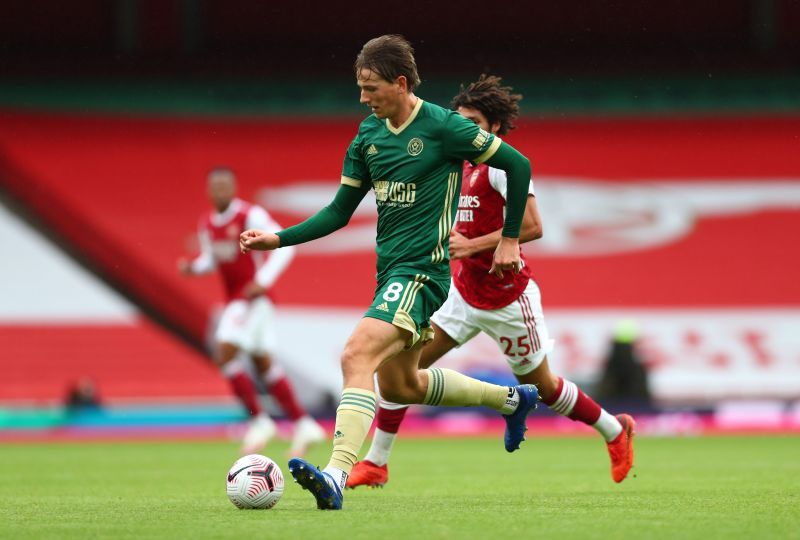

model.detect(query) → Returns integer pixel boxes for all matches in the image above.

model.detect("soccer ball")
[226,454,284,509]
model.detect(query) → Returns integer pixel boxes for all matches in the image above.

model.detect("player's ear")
[395,75,408,93]
[490,121,501,135]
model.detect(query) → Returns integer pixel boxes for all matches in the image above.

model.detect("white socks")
[594,410,623,442]
[323,466,347,491]
[500,387,520,415]
[363,428,397,467]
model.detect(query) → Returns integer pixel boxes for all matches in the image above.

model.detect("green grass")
[0,435,797,539]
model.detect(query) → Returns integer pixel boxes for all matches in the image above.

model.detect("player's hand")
[177,258,192,275]
[489,236,521,278]
[240,229,280,253]
[242,281,266,299]
[448,230,474,260]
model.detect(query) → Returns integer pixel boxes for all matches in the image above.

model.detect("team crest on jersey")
[407,138,424,156]
[469,169,480,187]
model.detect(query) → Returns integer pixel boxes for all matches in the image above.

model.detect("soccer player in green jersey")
[240,35,538,510]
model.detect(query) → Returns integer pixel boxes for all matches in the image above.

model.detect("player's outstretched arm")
[241,184,367,253]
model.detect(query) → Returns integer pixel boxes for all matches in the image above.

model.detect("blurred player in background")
[240,35,539,510]
[179,167,325,456]
[348,75,635,488]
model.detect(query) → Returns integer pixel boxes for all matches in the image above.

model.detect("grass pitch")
[0,435,797,539]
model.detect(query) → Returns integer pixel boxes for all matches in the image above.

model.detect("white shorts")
[215,297,278,355]
[431,280,555,376]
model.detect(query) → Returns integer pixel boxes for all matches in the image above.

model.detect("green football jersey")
[341,99,501,280]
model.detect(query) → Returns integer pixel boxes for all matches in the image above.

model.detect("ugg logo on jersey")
[407,138,424,156]
[374,181,389,201]
[374,180,417,205]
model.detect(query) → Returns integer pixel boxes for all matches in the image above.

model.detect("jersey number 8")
[383,282,405,302]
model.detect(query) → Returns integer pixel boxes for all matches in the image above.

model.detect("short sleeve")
[245,206,282,232]
[442,111,503,164]
[488,167,535,199]
[341,134,372,190]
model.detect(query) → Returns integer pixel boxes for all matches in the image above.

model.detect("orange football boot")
[607,413,636,483]
[345,460,388,489]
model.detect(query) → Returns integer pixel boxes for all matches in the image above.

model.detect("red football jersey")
[452,162,533,310]
[202,201,269,302]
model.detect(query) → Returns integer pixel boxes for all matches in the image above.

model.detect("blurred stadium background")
[1,1,799,439]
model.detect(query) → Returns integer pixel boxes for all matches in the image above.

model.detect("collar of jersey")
[385,98,424,136]
[211,198,243,226]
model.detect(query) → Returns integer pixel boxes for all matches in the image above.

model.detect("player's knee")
[215,343,238,366]
[251,354,272,372]
[340,342,373,379]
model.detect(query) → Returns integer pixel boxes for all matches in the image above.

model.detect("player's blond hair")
[354,35,421,92]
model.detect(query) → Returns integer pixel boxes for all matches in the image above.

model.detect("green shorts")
[364,270,449,348]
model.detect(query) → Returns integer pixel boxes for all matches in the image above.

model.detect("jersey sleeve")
[488,167,535,199]
[246,206,296,288]
[244,205,277,232]
[442,111,503,164]
[340,132,372,190]
[190,221,216,274]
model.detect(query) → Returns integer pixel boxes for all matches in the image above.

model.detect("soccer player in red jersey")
[348,75,635,488]
[179,167,325,456]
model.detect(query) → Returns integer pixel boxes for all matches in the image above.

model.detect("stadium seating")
[1,111,798,405]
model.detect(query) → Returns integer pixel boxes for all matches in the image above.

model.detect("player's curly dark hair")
[450,74,522,136]
[355,35,421,92]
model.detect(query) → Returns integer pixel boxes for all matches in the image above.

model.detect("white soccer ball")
[226,454,284,509]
